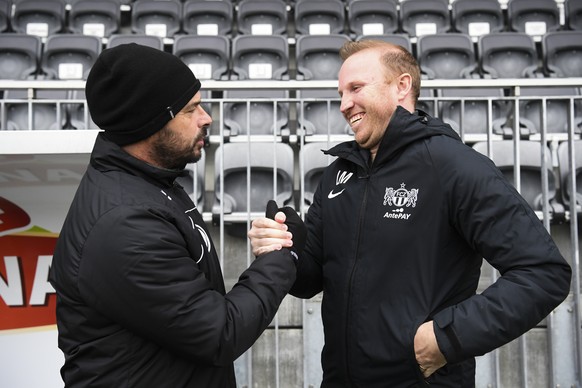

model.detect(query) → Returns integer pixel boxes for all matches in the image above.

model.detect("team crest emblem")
[383,183,419,208]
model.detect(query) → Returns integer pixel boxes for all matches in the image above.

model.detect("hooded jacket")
[50,134,297,387]
[291,107,571,387]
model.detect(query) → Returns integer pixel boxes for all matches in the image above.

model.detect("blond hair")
[339,40,421,104]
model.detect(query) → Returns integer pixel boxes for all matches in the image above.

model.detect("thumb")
[265,200,278,220]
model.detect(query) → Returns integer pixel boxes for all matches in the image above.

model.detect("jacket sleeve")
[78,205,296,366]
[432,146,571,364]
[289,179,324,299]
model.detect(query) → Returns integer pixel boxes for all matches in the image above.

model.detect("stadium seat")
[542,31,582,78]
[173,35,230,80]
[107,34,164,49]
[472,140,557,214]
[478,32,541,78]
[300,142,339,207]
[515,87,582,138]
[451,0,504,39]
[0,0,11,33]
[40,34,102,80]
[294,0,346,35]
[400,0,451,38]
[131,0,181,38]
[438,88,509,141]
[417,33,479,79]
[69,0,121,38]
[2,89,70,130]
[0,34,42,79]
[12,0,66,38]
[295,34,350,80]
[417,88,437,116]
[212,142,295,230]
[230,34,289,80]
[557,140,582,212]
[176,150,206,211]
[222,89,290,141]
[297,88,351,140]
[507,0,560,37]
[182,0,233,36]
[357,33,412,52]
[236,0,287,35]
[347,0,399,38]
[565,0,582,31]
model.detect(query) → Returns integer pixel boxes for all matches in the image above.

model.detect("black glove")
[265,200,306,261]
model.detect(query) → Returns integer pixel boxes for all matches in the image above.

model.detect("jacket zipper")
[345,169,370,385]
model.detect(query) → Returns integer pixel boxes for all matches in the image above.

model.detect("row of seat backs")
[1,0,581,39]
[182,140,582,225]
[4,29,580,82]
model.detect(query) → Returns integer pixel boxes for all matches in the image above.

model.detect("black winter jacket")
[50,134,297,387]
[291,107,571,387]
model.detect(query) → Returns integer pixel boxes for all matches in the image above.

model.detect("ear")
[396,73,413,101]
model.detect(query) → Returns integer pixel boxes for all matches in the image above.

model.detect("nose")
[340,93,353,115]
[199,105,213,127]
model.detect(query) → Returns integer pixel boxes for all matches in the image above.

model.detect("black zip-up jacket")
[49,134,297,387]
[291,107,571,387]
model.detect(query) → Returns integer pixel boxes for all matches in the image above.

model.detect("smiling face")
[338,45,417,160]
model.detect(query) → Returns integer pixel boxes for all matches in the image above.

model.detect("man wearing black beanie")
[49,43,304,387]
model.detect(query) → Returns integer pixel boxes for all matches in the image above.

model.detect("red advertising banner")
[0,197,58,330]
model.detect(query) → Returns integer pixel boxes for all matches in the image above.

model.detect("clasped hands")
[248,200,306,260]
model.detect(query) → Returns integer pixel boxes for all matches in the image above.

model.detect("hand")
[248,203,292,256]
[414,321,447,378]
[265,200,306,260]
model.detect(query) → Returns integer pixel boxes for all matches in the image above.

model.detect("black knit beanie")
[86,43,201,146]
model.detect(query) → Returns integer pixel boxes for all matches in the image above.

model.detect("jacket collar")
[90,132,187,188]
[326,106,460,168]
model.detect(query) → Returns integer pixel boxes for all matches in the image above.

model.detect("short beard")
[149,126,205,170]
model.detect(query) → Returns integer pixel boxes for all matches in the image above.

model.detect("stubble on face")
[150,124,207,170]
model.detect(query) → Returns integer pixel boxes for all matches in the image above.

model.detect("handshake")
[248,200,307,261]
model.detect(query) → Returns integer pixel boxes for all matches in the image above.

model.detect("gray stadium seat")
[438,88,509,140]
[296,88,351,139]
[182,0,233,36]
[131,0,181,38]
[294,0,346,35]
[347,0,399,39]
[516,87,582,137]
[2,89,69,130]
[0,0,11,32]
[40,34,102,80]
[472,140,557,214]
[230,34,289,80]
[69,0,121,38]
[0,34,42,79]
[451,0,504,39]
[417,33,479,79]
[212,142,295,233]
[236,0,287,35]
[173,35,230,80]
[507,0,560,37]
[12,0,66,38]
[542,31,582,78]
[400,0,451,38]
[565,0,582,31]
[478,32,541,78]
[107,34,164,49]
[222,89,290,140]
[557,140,582,212]
[295,34,350,80]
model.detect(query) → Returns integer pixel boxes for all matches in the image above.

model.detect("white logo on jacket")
[383,183,419,220]
[328,170,353,199]
[186,207,211,263]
